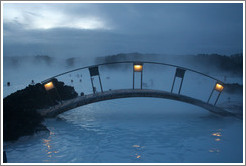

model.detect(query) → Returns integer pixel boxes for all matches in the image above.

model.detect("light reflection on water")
[42,131,59,162]
[132,144,143,160]
[212,132,222,137]
[208,130,223,154]
[42,131,60,162]
[4,98,243,163]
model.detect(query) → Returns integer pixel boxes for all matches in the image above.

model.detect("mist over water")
[3,54,243,163]
[3,2,243,163]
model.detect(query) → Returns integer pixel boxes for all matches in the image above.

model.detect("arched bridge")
[38,61,234,118]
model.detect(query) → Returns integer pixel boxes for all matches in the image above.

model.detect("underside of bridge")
[38,89,234,118]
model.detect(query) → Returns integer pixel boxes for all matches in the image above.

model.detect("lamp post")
[43,79,62,104]
[133,63,143,89]
[44,81,55,91]
[207,82,224,106]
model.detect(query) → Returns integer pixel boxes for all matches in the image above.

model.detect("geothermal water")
[3,62,243,163]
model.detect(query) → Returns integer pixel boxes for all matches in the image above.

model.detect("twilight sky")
[3,2,243,58]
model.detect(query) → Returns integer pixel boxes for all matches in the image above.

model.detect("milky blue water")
[4,98,243,163]
[3,63,244,163]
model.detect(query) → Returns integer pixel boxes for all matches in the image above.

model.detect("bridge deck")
[37,89,234,118]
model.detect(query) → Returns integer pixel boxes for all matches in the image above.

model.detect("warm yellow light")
[215,83,224,92]
[44,82,54,91]
[215,138,221,141]
[134,65,143,72]
[212,132,222,137]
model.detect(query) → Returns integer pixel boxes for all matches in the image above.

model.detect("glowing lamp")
[215,83,224,92]
[44,81,54,91]
[133,64,143,72]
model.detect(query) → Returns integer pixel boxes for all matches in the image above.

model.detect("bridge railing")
[41,61,225,106]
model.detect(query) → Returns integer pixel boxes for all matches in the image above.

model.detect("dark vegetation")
[3,78,78,141]
[95,53,243,75]
[4,55,54,67]
[32,55,53,66]
[66,57,77,67]
[4,53,243,74]
[95,52,158,64]
[4,55,84,68]
[189,53,243,76]
[95,52,160,70]
[224,83,243,95]
[95,52,144,63]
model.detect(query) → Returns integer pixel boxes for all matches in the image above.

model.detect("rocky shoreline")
[3,79,78,141]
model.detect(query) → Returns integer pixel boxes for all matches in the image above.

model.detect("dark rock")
[35,124,50,133]
[3,79,78,141]
[3,151,7,163]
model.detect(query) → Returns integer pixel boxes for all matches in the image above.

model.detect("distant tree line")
[192,53,243,75]
[95,52,243,75]
[95,52,144,64]
[4,52,243,75]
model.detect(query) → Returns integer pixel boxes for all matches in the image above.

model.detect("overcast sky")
[3,2,243,58]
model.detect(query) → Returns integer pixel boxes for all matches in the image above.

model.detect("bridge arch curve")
[42,61,224,83]
[39,61,233,118]
[39,89,233,118]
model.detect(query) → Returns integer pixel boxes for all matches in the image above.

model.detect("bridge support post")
[178,77,184,94]
[214,92,222,106]
[98,74,103,93]
[90,77,95,94]
[171,68,186,94]
[89,66,103,94]
[207,88,214,103]
[133,63,143,89]
[133,68,135,89]
[141,69,143,89]
[207,82,224,106]
[171,75,176,93]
